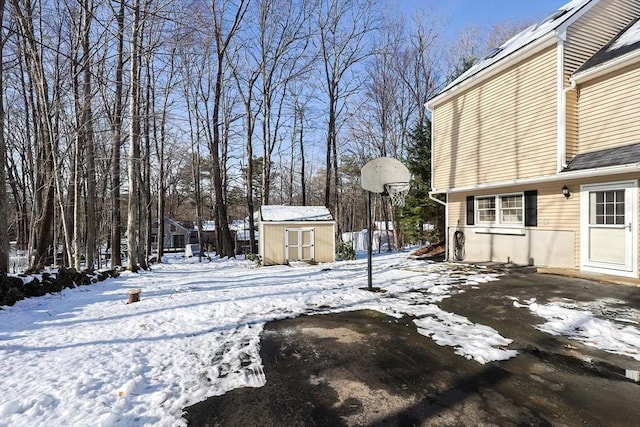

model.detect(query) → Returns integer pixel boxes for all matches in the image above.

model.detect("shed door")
[581,181,637,276]
[285,228,315,261]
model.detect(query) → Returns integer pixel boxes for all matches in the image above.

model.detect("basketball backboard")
[361,157,411,194]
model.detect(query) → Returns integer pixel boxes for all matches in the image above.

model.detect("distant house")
[230,219,256,255]
[427,0,640,277]
[151,217,190,251]
[258,205,335,266]
[190,220,217,252]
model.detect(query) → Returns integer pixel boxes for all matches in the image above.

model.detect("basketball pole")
[367,190,373,291]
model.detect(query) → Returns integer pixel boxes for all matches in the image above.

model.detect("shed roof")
[575,17,640,74]
[260,205,334,222]
[562,142,640,171]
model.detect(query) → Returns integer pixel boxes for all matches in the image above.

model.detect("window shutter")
[466,196,475,225]
[524,190,537,227]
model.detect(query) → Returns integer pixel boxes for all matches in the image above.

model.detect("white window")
[477,193,523,226]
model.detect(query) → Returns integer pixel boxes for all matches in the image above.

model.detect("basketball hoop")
[384,182,410,207]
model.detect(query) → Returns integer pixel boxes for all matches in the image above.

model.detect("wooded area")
[0,0,521,273]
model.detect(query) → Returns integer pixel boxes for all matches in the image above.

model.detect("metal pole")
[367,191,373,291]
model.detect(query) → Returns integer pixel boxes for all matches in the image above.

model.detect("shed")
[258,205,335,266]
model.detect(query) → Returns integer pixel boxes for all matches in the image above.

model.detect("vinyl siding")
[577,64,640,153]
[432,46,558,191]
[564,0,640,157]
[446,173,640,271]
[563,0,638,83]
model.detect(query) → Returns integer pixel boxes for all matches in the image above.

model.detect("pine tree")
[400,121,444,245]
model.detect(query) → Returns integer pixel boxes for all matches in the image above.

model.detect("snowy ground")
[1,252,639,426]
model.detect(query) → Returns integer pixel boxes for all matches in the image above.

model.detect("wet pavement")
[184,270,640,426]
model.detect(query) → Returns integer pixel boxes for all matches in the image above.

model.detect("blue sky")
[398,0,570,39]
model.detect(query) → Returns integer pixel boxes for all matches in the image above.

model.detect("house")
[190,220,217,252]
[258,205,336,266]
[151,217,190,252]
[426,0,640,278]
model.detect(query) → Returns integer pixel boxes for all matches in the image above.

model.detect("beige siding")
[563,0,639,83]
[447,183,581,267]
[566,90,579,160]
[564,0,640,159]
[433,46,558,191]
[260,222,335,266]
[578,64,640,153]
[446,172,640,273]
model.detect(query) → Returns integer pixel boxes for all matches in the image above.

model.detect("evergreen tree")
[400,120,444,245]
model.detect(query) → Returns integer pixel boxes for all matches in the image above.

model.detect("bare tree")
[316,0,379,238]
[0,0,7,272]
[109,0,125,268]
[127,0,142,272]
[208,0,249,257]
[10,0,58,270]
[228,45,260,253]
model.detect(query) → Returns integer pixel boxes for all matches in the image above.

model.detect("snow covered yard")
[1,252,638,426]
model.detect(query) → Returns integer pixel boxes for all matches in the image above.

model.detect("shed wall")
[261,222,335,266]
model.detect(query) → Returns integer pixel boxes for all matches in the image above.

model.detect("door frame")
[284,227,315,261]
[580,180,637,277]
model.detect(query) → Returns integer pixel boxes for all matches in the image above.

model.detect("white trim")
[285,227,315,261]
[432,162,640,194]
[426,0,598,109]
[426,33,558,108]
[580,180,638,278]
[475,193,525,227]
[260,221,335,226]
[572,49,640,83]
[474,227,526,236]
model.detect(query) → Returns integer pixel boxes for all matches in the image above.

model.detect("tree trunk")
[0,0,7,273]
[82,0,96,270]
[11,0,56,271]
[110,0,125,268]
[126,0,141,272]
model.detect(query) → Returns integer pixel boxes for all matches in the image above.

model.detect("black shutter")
[524,190,537,227]
[466,196,475,225]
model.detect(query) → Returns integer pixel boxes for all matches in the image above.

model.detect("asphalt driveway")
[184,270,640,426]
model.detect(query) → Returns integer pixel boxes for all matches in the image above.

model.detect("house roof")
[260,205,334,222]
[437,0,592,96]
[562,142,640,172]
[574,17,640,75]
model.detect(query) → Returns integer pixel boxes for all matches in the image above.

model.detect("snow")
[1,253,638,426]
[441,0,592,93]
[609,18,640,51]
[260,205,333,222]
[513,297,640,361]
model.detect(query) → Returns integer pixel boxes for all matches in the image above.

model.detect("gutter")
[572,49,640,83]
[424,102,450,261]
[437,162,640,194]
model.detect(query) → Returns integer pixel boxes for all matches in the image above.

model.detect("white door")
[285,228,315,261]
[581,181,637,276]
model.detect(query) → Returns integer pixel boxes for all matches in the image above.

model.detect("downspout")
[425,103,450,260]
[556,31,577,172]
[560,79,577,170]
[428,191,448,260]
